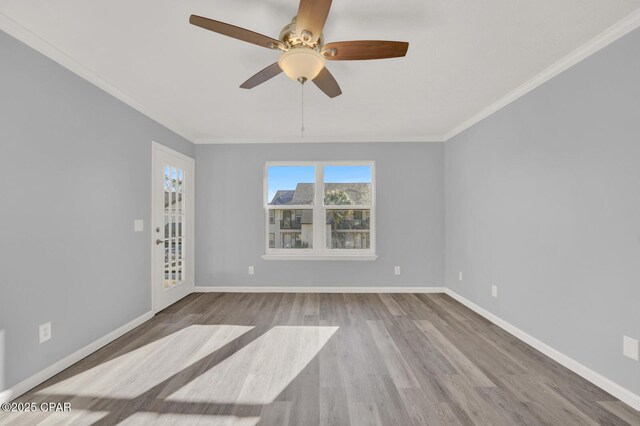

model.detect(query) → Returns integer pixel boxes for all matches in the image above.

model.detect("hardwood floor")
[2,293,639,425]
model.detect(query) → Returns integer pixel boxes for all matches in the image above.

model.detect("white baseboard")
[0,311,154,404]
[195,286,446,294]
[444,289,640,411]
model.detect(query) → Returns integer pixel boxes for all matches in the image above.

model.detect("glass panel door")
[152,143,194,313]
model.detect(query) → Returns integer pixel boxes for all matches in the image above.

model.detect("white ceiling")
[1,0,639,143]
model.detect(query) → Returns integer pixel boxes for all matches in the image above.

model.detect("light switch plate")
[623,336,639,361]
[134,220,144,232]
[39,322,51,343]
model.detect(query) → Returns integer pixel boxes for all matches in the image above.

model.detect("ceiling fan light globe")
[278,48,325,82]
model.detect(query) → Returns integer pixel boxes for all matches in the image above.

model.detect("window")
[264,162,375,259]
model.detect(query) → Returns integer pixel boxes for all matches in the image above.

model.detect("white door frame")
[151,141,195,313]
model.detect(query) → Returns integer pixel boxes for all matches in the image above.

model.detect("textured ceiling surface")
[1,0,639,142]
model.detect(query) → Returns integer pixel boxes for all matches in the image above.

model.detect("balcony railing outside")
[333,219,370,230]
[279,218,369,230]
[280,219,302,229]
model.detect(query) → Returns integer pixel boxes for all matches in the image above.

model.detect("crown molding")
[0,12,197,143]
[194,135,444,144]
[442,8,640,142]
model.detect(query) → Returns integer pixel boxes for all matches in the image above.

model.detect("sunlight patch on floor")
[36,325,254,399]
[167,326,339,405]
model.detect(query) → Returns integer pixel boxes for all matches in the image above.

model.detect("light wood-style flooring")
[2,293,640,425]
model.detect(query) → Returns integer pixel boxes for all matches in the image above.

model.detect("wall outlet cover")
[248,266,255,275]
[134,219,144,232]
[491,285,498,298]
[623,336,639,361]
[458,272,463,281]
[39,322,51,343]
[394,266,401,275]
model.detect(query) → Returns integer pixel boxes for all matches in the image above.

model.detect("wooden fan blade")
[312,67,341,98]
[322,41,409,61]
[240,63,282,89]
[190,15,281,49]
[296,0,332,43]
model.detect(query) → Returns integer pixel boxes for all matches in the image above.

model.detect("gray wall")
[0,31,193,391]
[445,28,640,395]
[196,143,444,288]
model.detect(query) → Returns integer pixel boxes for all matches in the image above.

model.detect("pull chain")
[296,77,307,138]
[300,81,305,138]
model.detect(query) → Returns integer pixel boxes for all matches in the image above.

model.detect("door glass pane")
[164,165,170,190]
[177,169,184,214]
[267,166,315,206]
[326,209,371,249]
[324,165,372,206]
[171,167,177,214]
[164,165,171,215]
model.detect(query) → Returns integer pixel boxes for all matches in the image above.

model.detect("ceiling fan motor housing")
[279,17,324,50]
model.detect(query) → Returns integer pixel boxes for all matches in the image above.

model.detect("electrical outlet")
[394,266,401,275]
[248,266,255,275]
[134,219,144,232]
[39,322,51,343]
[458,272,463,281]
[491,285,498,298]
[623,336,639,361]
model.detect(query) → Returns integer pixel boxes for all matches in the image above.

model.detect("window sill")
[261,254,378,261]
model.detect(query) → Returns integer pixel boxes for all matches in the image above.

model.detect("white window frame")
[262,161,377,261]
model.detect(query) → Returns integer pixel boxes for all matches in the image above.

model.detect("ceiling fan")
[189,0,409,98]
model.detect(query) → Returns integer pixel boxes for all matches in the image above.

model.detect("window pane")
[268,166,315,206]
[267,209,313,248]
[326,209,371,249]
[324,165,372,206]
